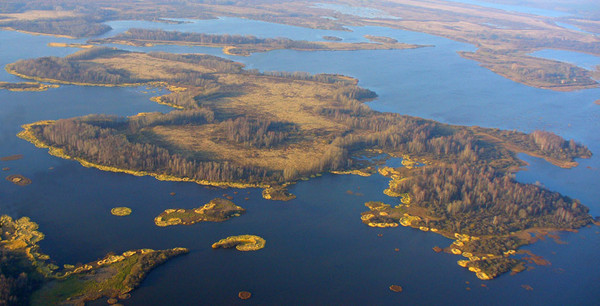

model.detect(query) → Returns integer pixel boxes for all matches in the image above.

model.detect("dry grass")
[92,53,215,80]
[153,125,334,171]
[0,10,80,21]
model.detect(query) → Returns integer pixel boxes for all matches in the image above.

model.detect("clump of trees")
[0,249,44,306]
[531,130,591,160]
[8,55,138,85]
[219,117,296,148]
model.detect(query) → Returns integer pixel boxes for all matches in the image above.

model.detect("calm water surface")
[1,17,599,305]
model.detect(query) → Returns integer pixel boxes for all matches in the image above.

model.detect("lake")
[1,17,599,305]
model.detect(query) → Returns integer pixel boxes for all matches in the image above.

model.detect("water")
[1,18,599,305]
[530,49,600,70]
[555,22,598,36]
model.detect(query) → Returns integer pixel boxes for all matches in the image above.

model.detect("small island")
[47,42,95,48]
[262,185,296,201]
[212,235,266,251]
[90,28,429,56]
[111,206,132,216]
[322,35,343,41]
[0,81,59,92]
[595,99,600,105]
[6,174,32,186]
[154,198,245,226]
[0,154,23,161]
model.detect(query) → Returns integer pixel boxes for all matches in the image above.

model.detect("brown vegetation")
[0,154,23,161]
[212,235,266,251]
[6,174,31,186]
[389,285,403,292]
[459,50,598,91]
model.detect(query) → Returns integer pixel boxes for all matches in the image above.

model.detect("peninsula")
[0,215,188,304]
[7,47,594,280]
[0,81,58,92]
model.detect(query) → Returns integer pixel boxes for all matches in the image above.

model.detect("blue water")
[555,22,598,36]
[1,17,599,305]
[530,49,600,70]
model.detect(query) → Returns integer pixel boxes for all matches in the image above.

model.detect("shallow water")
[1,17,599,305]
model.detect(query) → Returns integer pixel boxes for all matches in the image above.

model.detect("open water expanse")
[1,17,599,305]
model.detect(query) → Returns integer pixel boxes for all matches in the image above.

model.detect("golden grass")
[111,207,132,216]
[152,125,333,172]
[92,53,216,80]
[0,10,80,21]
[47,42,95,49]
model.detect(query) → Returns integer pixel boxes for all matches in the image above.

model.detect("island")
[364,35,398,44]
[0,215,188,305]
[7,47,594,280]
[0,154,23,161]
[154,198,245,226]
[6,174,32,186]
[322,36,343,41]
[212,235,266,251]
[0,81,58,92]
[262,185,296,201]
[111,206,132,216]
[90,28,428,56]
[47,42,95,48]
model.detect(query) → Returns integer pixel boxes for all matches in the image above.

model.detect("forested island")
[91,28,427,56]
[6,47,595,280]
[0,215,188,305]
